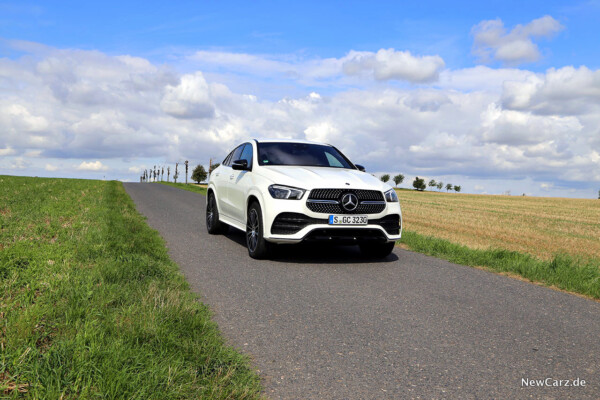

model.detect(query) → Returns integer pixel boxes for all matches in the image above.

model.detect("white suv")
[206,139,402,259]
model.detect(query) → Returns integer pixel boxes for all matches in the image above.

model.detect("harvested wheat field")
[396,189,600,261]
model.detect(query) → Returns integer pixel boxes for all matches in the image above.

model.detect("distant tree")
[209,163,220,175]
[191,165,207,184]
[174,163,179,183]
[428,179,437,189]
[184,160,189,184]
[436,181,443,191]
[445,183,452,192]
[412,177,426,191]
[167,166,170,182]
[454,185,461,193]
[161,166,164,181]
[380,174,390,183]
[393,174,404,187]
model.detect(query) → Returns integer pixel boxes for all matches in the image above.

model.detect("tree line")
[140,162,220,184]
[379,174,461,193]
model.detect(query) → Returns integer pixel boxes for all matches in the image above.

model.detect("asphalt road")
[124,183,600,400]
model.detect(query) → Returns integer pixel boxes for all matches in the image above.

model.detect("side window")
[239,143,253,168]
[223,151,234,166]
[230,145,244,165]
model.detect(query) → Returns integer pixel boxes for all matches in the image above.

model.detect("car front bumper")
[262,196,402,244]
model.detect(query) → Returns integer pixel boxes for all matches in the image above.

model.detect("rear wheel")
[206,192,227,234]
[246,202,271,259]
[359,242,395,258]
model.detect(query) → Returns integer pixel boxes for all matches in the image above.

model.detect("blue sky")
[1,0,600,197]
[2,0,599,69]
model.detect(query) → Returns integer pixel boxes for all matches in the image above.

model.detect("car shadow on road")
[223,229,399,264]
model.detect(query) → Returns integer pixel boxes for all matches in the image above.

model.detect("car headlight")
[268,184,306,200]
[384,188,398,202]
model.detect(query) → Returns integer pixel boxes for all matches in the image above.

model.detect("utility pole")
[185,160,189,185]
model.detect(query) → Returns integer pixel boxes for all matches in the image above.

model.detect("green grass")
[158,181,207,195]
[0,176,261,399]
[399,231,600,299]
[165,182,600,300]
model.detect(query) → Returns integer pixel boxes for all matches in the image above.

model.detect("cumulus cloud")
[45,163,58,171]
[481,103,583,145]
[0,147,16,156]
[76,161,109,171]
[502,66,600,115]
[160,72,215,119]
[0,40,599,197]
[342,49,445,82]
[190,48,445,83]
[472,15,564,65]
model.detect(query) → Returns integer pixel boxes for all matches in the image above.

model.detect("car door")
[221,144,244,218]
[228,143,254,223]
[212,151,233,216]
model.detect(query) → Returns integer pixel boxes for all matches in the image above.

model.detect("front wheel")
[206,193,227,234]
[359,242,395,259]
[246,202,271,259]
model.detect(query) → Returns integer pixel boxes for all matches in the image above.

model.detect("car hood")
[258,166,392,192]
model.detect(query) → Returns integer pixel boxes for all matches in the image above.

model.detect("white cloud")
[45,163,58,171]
[0,147,16,156]
[10,157,30,170]
[502,66,600,115]
[190,48,445,83]
[76,161,108,171]
[481,103,583,145]
[472,15,564,65]
[0,40,599,197]
[160,72,215,119]
[342,49,445,82]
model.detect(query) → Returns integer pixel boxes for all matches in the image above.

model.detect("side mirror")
[355,164,365,172]
[232,159,249,171]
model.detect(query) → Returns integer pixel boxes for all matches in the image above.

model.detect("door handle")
[215,173,219,177]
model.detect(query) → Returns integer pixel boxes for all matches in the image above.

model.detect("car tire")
[359,242,395,258]
[206,192,228,234]
[246,201,271,259]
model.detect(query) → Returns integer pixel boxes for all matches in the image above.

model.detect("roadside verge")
[0,176,261,398]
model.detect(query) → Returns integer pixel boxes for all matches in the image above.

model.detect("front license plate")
[328,215,368,225]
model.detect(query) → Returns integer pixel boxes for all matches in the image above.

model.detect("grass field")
[0,176,261,398]
[395,189,600,261]
[158,181,207,194]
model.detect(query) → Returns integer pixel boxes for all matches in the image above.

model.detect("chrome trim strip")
[360,201,386,204]
[306,199,339,204]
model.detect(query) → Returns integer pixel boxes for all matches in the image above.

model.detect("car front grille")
[306,189,386,214]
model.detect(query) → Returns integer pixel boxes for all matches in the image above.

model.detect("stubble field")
[396,189,600,262]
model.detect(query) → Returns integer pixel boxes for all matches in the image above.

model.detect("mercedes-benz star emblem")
[341,193,358,211]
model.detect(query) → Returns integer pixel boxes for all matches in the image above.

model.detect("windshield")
[257,142,355,168]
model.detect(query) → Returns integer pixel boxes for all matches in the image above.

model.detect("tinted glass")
[223,151,233,166]
[228,145,244,166]
[239,143,253,167]
[257,142,353,168]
